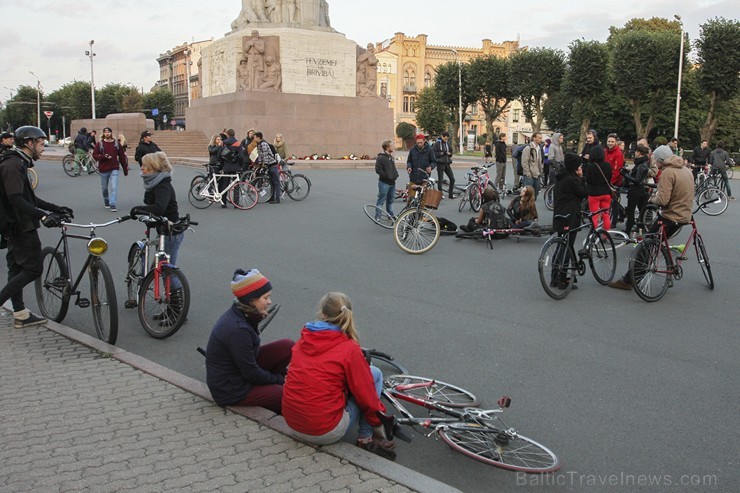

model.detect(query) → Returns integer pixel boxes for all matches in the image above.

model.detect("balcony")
[403,85,417,93]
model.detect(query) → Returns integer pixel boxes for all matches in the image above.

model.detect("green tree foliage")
[414,87,448,137]
[142,88,175,130]
[695,17,740,142]
[434,62,476,151]
[609,26,681,139]
[509,48,565,133]
[3,86,40,130]
[564,40,609,151]
[395,121,415,149]
[608,17,681,39]
[467,55,513,141]
[97,83,142,118]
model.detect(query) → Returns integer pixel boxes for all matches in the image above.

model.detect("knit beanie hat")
[652,145,673,164]
[564,152,581,173]
[231,268,272,303]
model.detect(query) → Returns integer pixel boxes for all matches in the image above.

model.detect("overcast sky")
[0,0,737,102]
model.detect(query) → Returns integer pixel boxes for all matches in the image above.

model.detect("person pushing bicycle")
[609,145,694,290]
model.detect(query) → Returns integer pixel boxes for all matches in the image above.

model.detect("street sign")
[163,115,168,123]
[44,111,53,118]
[152,108,159,116]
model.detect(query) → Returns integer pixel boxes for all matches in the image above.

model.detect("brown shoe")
[608,279,632,290]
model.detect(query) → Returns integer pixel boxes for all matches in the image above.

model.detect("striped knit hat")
[231,268,272,303]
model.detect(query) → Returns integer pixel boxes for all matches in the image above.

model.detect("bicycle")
[27,167,38,190]
[537,207,617,299]
[393,176,442,254]
[627,199,715,302]
[35,215,124,344]
[188,166,258,210]
[124,213,197,338]
[693,171,728,216]
[249,160,311,203]
[62,150,98,177]
[458,164,494,213]
[378,367,560,472]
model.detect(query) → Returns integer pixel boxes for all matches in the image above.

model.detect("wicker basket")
[422,189,443,209]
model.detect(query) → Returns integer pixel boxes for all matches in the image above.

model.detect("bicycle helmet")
[14,126,46,147]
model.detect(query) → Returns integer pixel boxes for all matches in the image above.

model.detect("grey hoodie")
[549,133,564,166]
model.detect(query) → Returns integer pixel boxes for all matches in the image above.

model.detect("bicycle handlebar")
[62,216,131,229]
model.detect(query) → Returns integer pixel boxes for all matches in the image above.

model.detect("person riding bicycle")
[609,145,694,290]
[282,292,396,460]
[620,144,651,236]
[205,268,294,414]
[72,127,92,175]
[458,187,510,239]
[552,152,588,290]
[0,126,74,328]
[507,185,539,230]
[407,134,436,186]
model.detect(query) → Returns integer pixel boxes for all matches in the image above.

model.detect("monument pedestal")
[186,91,393,157]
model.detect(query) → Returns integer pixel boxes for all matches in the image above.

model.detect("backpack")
[99,140,120,154]
[482,202,510,237]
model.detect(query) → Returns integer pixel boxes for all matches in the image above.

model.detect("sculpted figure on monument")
[242,30,267,91]
[258,56,283,92]
[231,0,269,30]
[356,43,379,97]
[285,0,299,24]
[319,0,330,27]
[266,0,281,23]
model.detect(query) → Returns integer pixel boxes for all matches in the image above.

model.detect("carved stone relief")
[356,43,379,97]
[238,31,282,92]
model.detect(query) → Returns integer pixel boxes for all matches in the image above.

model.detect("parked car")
[59,136,72,147]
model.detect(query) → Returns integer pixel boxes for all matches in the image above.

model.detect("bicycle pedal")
[124,300,137,309]
[677,256,687,261]
[77,298,90,308]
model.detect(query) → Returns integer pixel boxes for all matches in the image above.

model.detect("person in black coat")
[374,140,398,218]
[580,129,599,164]
[621,144,651,235]
[134,130,162,167]
[552,152,588,289]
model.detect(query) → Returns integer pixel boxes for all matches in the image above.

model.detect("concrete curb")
[41,319,462,493]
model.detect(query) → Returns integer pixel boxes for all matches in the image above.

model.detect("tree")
[434,62,476,151]
[467,55,513,140]
[3,86,40,130]
[97,83,142,118]
[608,17,681,39]
[509,48,565,133]
[608,21,682,140]
[142,88,175,130]
[564,40,610,151]
[695,17,740,142]
[414,87,447,137]
[395,121,415,150]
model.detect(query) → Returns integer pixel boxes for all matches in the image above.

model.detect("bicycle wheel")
[438,424,560,473]
[727,166,734,180]
[286,174,311,201]
[35,247,70,322]
[125,242,145,307]
[27,168,38,190]
[89,259,118,345]
[385,375,479,407]
[62,155,77,177]
[251,176,273,204]
[257,303,281,333]
[367,351,408,376]
[629,239,671,302]
[188,176,213,209]
[695,234,714,289]
[544,185,555,211]
[697,187,728,216]
[537,236,573,300]
[470,186,482,212]
[229,181,259,210]
[458,185,470,212]
[393,209,440,254]
[640,204,659,231]
[88,157,99,174]
[138,266,190,339]
[363,204,394,229]
[587,229,616,285]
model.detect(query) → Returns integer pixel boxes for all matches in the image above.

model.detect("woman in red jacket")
[282,292,396,459]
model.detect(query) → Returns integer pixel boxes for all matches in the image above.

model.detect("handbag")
[595,164,618,200]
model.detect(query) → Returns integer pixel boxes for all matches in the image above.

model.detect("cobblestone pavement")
[0,317,445,493]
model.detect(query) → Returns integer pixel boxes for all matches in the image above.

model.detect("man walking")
[432,132,455,198]
[134,130,161,167]
[93,127,129,212]
[406,134,435,185]
[521,132,543,198]
[0,127,73,327]
[494,133,508,191]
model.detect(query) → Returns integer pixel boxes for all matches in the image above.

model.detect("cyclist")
[551,153,588,290]
[708,141,734,200]
[72,127,92,175]
[374,140,398,219]
[609,145,694,290]
[0,126,74,328]
[205,269,294,414]
[620,144,651,236]
[253,132,281,204]
[407,134,435,186]
[282,292,396,460]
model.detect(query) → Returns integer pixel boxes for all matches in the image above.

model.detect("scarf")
[141,171,171,191]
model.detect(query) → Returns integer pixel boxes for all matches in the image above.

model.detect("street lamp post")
[674,15,684,140]
[28,71,41,128]
[184,48,193,108]
[86,40,97,120]
[450,49,464,155]
[3,86,14,99]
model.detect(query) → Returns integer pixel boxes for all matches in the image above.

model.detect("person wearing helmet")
[0,126,74,328]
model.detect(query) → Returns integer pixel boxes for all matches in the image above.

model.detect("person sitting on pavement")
[552,152,588,290]
[609,145,694,290]
[459,187,507,234]
[406,134,436,185]
[507,185,539,230]
[205,268,294,414]
[282,292,396,460]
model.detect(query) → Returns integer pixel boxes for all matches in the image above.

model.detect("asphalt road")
[19,159,739,492]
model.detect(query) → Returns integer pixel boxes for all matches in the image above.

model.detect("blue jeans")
[346,365,382,439]
[523,176,541,199]
[99,169,119,207]
[375,181,395,216]
[164,232,184,289]
[268,165,281,202]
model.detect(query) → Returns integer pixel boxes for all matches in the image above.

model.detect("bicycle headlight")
[87,238,108,257]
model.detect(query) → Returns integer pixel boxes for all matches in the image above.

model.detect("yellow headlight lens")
[87,238,108,256]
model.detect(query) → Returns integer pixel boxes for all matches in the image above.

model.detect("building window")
[471,105,478,116]
[424,72,432,87]
[410,71,416,86]
[380,82,387,99]
[404,70,410,87]
[513,109,520,122]
[403,96,409,113]
[410,97,415,112]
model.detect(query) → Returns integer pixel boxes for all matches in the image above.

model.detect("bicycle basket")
[422,189,443,209]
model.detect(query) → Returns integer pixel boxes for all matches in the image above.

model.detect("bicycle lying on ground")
[35,215,125,344]
[627,199,715,302]
[537,207,617,299]
[124,213,197,338]
[62,151,98,177]
[189,165,258,210]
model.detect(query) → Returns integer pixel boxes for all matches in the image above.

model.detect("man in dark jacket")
[374,140,398,218]
[432,132,455,198]
[690,140,710,181]
[134,130,161,167]
[0,132,13,154]
[552,152,588,289]
[621,144,651,235]
[0,126,73,328]
[73,127,92,175]
[494,133,508,191]
[406,134,435,185]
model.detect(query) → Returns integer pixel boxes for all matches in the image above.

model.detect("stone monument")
[188,0,392,157]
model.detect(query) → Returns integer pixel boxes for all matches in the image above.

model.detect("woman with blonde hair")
[282,292,396,459]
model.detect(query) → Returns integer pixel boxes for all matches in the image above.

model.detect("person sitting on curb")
[205,269,294,414]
